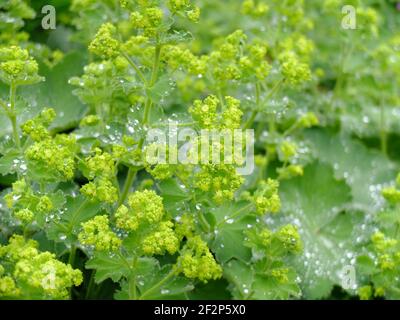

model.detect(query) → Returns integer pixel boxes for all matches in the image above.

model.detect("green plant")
[0,0,400,300]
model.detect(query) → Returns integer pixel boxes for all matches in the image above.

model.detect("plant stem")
[128,275,137,300]
[68,245,76,267]
[117,45,163,205]
[118,168,137,206]
[85,270,96,299]
[139,269,177,300]
[380,98,387,156]
[9,83,20,149]
[121,51,147,85]
[245,79,283,130]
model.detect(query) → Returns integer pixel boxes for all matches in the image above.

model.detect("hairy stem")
[9,83,20,149]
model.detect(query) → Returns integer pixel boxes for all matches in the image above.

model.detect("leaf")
[22,51,87,131]
[224,259,301,300]
[279,161,363,299]
[305,129,396,213]
[160,30,193,45]
[223,259,254,299]
[146,74,175,105]
[0,150,21,175]
[46,195,101,243]
[86,252,132,283]
[137,265,194,300]
[188,279,232,300]
[211,201,255,264]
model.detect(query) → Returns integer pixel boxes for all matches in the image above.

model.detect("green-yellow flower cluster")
[177,236,222,283]
[0,45,43,85]
[78,215,121,251]
[0,235,82,299]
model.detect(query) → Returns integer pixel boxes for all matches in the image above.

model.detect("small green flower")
[141,221,180,255]
[89,23,120,59]
[276,225,302,254]
[78,215,121,252]
[0,46,43,85]
[14,209,34,223]
[115,190,165,231]
[177,236,222,283]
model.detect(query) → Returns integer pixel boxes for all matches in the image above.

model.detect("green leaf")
[279,161,363,298]
[86,252,132,283]
[146,74,175,105]
[305,129,396,213]
[188,279,232,300]
[138,265,194,300]
[0,150,21,175]
[224,259,301,300]
[158,178,190,202]
[22,51,87,131]
[160,30,193,45]
[46,195,101,243]
[211,201,255,264]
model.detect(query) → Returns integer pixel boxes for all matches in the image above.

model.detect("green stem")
[68,245,76,267]
[85,270,96,299]
[118,168,137,206]
[333,38,355,102]
[380,98,387,156]
[128,275,137,300]
[117,45,163,206]
[9,83,20,149]
[198,211,211,233]
[139,269,177,300]
[283,121,301,137]
[142,44,162,126]
[121,51,147,85]
[245,79,283,130]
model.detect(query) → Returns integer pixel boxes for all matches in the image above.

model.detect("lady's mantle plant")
[0,0,399,300]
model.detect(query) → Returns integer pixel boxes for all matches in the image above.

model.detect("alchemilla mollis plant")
[0,0,400,300]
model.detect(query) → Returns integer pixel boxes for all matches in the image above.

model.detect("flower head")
[78,215,121,251]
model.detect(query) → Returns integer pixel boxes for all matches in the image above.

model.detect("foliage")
[0,0,399,300]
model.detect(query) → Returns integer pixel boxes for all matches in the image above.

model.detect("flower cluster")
[357,231,400,300]
[241,0,269,17]
[25,134,77,181]
[143,143,179,180]
[279,51,311,85]
[80,148,118,203]
[78,215,121,251]
[189,95,243,129]
[246,224,303,257]
[89,23,120,59]
[249,179,281,215]
[115,190,164,231]
[21,108,56,141]
[0,45,43,85]
[207,30,271,82]
[141,221,180,255]
[69,58,129,108]
[194,164,244,204]
[4,178,55,224]
[381,173,400,205]
[163,45,208,76]
[177,236,222,283]
[0,235,82,299]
